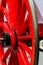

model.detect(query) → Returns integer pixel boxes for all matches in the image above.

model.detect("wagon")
[0,0,42,65]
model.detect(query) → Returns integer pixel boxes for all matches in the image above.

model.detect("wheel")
[0,0,39,65]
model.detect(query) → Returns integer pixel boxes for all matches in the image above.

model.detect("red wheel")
[0,0,39,65]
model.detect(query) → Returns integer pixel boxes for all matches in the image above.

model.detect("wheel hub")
[0,28,18,49]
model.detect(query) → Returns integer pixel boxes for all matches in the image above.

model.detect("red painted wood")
[0,0,38,65]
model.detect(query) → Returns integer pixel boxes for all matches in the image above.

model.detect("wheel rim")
[0,0,38,65]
